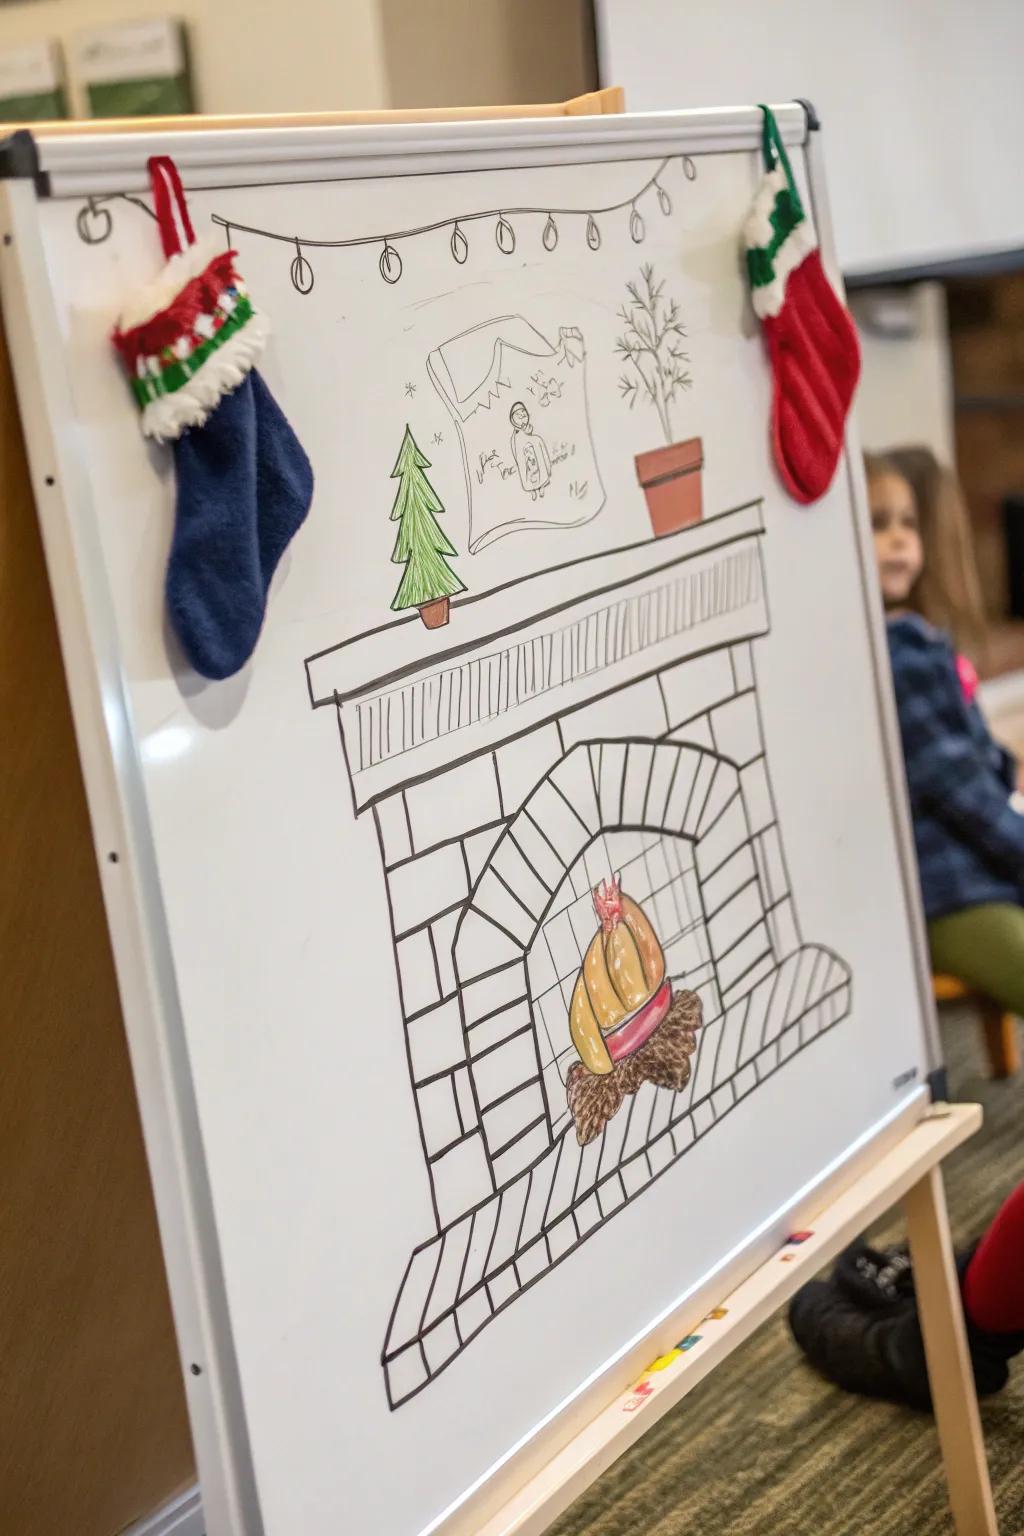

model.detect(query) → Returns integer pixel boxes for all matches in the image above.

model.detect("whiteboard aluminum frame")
[33,103,810,196]
[800,121,943,1087]
[0,105,940,1536]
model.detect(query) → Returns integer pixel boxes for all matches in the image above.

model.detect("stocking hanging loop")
[758,102,776,170]
[757,105,802,218]
[148,155,196,260]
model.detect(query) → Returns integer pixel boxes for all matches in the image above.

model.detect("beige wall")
[380,0,595,108]
[0,0,596,115]
[0,0,390,115]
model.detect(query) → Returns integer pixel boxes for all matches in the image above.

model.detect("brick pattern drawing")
[304,501,853,1408]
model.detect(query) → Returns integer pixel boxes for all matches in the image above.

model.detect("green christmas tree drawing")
[389,425,467,618]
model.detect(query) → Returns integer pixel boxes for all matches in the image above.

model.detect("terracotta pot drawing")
[634,436,704,538]
[419,596,450,629]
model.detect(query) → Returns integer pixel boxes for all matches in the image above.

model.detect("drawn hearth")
[305,501,852,1408]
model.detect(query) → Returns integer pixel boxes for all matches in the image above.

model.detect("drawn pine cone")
[630,1018,693,1092]
[665,988,703,1034]
[566,1062,624,1146]
[617,1053,646,1096]
[565,989,704,1144]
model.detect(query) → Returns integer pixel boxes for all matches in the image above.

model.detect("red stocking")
[744,107,860,505]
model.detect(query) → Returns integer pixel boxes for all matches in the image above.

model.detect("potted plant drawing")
[615,262,703,537]
[389,424,466,629]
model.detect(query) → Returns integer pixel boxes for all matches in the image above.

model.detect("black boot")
[836,1238,1024,1396]
[833,1238,916,1310]
[788,1272,932,1410]
[790,1238,1024,1408]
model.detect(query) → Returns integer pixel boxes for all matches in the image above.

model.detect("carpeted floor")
[550,1008,1024,1536]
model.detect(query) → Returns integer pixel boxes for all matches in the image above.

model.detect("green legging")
[929,903,1024,1018]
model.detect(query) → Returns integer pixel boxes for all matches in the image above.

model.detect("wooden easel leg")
[904,1166,998,1535]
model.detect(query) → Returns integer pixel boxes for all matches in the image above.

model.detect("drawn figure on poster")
[509,402,552,500]
[427,316,606,551]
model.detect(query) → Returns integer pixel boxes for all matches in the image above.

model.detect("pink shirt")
[956,653,979,706]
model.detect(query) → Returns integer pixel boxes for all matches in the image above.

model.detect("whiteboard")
[595,0,1024,278]
[2,107,936,1536]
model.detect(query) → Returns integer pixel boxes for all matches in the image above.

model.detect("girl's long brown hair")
[865,447,987,655]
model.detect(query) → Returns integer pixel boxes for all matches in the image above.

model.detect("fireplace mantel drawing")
[305,500,852,1409]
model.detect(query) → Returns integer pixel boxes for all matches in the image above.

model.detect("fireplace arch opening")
[452,740,761,1178]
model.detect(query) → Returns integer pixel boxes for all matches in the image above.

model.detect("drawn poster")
[427,316,606,551]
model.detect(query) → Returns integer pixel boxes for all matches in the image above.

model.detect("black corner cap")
[0,129,40,178]
[794,98,821,132]
[0,129,49,195]
[927,1065,950,1104]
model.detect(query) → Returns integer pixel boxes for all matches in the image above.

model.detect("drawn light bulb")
[450,221,468,264]
[379,238,402,284]
[76,197,112,246]
[586,213,601,251]
[682,155,697,182]
[290,239,314,294]
[542,213,558,251]
[495,214,516,255]
[629,205,646,244]
[656,180,673,216]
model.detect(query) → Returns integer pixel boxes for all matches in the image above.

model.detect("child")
[877,446,986,655]
[868,448,1024,1017]
[786,452,1024,1410]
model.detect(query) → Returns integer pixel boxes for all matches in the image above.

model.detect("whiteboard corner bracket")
[928,1066,950,1104]
[794,97,821,134]
[0,129,48,195]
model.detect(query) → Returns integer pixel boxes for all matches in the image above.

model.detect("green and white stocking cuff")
[744,164,819,321]
[112,235,269,442]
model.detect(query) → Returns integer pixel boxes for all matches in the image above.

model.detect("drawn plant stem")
[615,263,692,446]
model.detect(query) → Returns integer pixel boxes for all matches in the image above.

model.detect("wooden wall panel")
[0,322,195,1536]
[949,273,1024,621]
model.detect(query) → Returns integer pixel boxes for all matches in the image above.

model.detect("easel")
[475,1103,996,1536]
[1,90,997,1536]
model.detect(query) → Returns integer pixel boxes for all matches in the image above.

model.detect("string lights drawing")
[291,236,314,294]
[76,192,152,245]
[73,154,698,293]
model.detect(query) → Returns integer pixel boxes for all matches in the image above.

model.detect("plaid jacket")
[887,615,1024,921]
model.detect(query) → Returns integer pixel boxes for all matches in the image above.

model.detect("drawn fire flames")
[566,876,702,1146]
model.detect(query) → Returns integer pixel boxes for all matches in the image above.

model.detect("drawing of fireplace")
[305,500,852,1409]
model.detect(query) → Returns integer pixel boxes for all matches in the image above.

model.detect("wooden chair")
[933,974,1020,1079]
